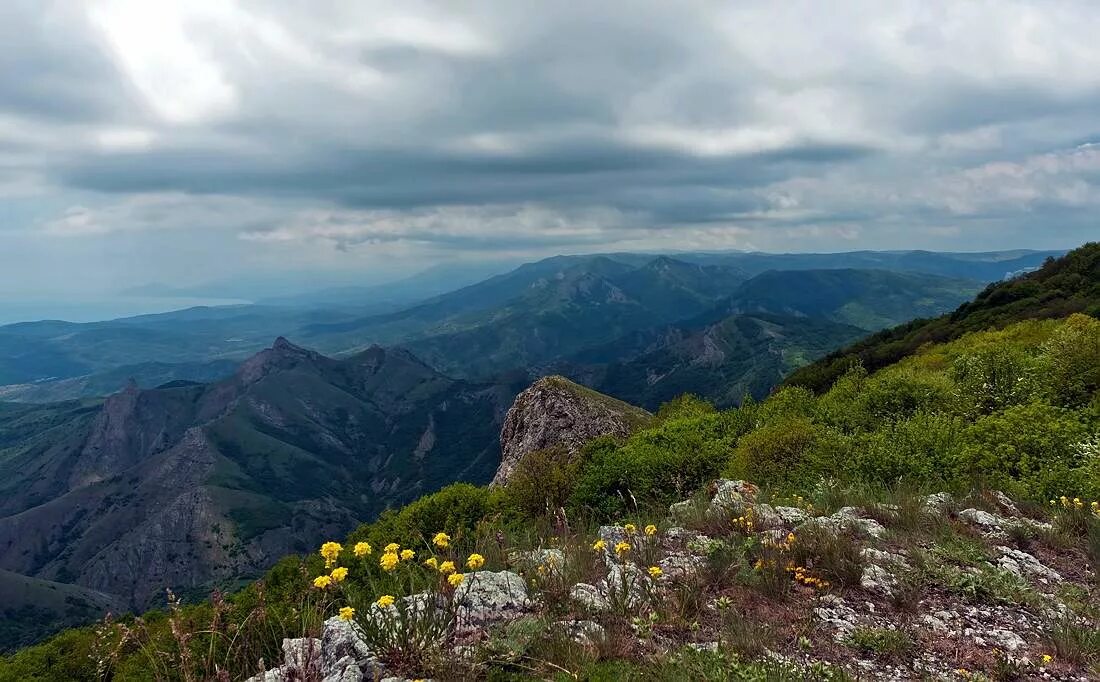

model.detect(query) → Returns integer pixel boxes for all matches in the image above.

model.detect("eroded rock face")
[493,376,651,486]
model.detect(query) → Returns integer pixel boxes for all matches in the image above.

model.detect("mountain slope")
[566,313,867,410]
[0,339,521,611]
[0,359,238,403]
[394,257,749,377]
[0,569,121,653]
[703,268,982,331]
[786,242,1100,392]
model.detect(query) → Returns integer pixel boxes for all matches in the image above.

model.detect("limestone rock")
[454,570,532,631]
[493,376,651,486]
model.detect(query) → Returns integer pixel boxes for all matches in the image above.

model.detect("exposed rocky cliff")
[493,375,652,486]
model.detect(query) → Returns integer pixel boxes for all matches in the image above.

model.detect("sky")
[2,0,1099,301]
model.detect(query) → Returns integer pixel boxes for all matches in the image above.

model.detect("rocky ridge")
[492,375,652,486]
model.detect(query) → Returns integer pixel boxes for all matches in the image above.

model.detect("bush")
[724,416,845,491]
[951,346,1041,417]
[501,446,581,518]
[848,413,963,488]
[354,483,503,549]
[1039,313,1100,408]
[956,402,1090,501]
[568,411,749,520]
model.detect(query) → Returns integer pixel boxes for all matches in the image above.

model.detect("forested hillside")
[786,242,1100,393]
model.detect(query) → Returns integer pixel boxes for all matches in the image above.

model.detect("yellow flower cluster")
[614,541,631,556]
[647,565,663,578]
[353,541,372,558]
[384,542,400,553]
[379,551,399,572]
[787,564,830,590]
[338,606,355,621]
[313,575,332,589]
[644,524,657,536]
[439,560,456,575]
[447,572,465,587]
[433,532,451,549]
[466,553,485,570]
[591,539,606,551]
[424,557,439,569]
[330,566,348,583]
[376,594,395,608]
[1049,496,1100,515]
[733,509,755,533]
[400,549,415,561]
[623,523,637,534]
[320,541,343,568]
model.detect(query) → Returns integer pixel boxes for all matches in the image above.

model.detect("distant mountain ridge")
[0,249,1057,392]
[0,339,522,612]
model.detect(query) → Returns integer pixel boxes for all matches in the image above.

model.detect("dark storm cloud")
[2,0,1100,286]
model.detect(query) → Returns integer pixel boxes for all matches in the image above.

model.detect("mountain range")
[0,340,522,613]
[0,247,1064,650]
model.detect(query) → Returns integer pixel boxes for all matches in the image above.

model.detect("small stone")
[554,620,606,647]
[991,491,1020,515]
[773,506,810,525]
[959,508,1004,530]
[922,492,953,514]
[570,582,608,612]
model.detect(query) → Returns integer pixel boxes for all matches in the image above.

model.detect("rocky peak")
[235,336,324,385]
[492,376,652,486]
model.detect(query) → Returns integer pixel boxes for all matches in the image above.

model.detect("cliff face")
[493,375,652,486]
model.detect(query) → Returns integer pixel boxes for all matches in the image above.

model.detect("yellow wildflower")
[1041,654,1053,665]
[313,575,332,589]
[648,566,663,578]
[644,524,657,536]
[353,541,372,558]
[466,553,486,570]
[623,523,636,534]
[423,557,439,570]
[320,541,343,568]
[376,595,395,608]
[439,560,456,575]
[330,566,349,582]
[384,542,400,554]
[592,539,606,551]
[338,606,355,621]
[614,541,630,556]
[432,532,451,549]
[379,552,399,571]
[400,549,415,561]
[786,532,796,545]
[447,572,465,587]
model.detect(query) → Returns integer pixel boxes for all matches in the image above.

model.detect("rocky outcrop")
[492,376,652,485]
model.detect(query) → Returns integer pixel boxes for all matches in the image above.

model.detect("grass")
[845,626,913,660]
[1047,616,1100,667]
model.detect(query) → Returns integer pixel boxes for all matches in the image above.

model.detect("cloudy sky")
[2,0,1099,300]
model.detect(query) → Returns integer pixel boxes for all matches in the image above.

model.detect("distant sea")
[0,296,253,326]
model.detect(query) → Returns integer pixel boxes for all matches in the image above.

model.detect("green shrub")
[501,446,581,518]
[569,411,748,519]
[951,346,1041,417]
[724,416,845,491]
[353,483,502,549]
[956,402,1090,501]
[1039,313,1100,408]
